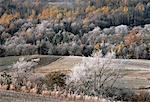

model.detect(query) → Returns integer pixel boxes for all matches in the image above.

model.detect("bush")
[0,72,12,86]
[104,87,137,101]
[29,75,46,94]
[45,71,66,90]
[68,42,82,56]
[0,46,5,57]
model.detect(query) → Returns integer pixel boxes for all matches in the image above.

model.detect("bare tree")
[66,51,123,97]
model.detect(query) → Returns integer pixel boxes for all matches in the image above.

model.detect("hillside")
[35,56,150,89]
[0,0,150,101]
[1,55,150,89]
[0,0,149,59]
[0,55,150,101]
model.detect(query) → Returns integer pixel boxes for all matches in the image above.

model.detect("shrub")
[104,87,137,101]
[29,75,46,94]
[68,42,82,56]
[0,72,12,86]
[45,71,66,90]
[0,46,5,57]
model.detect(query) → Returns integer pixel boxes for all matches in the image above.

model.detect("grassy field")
[0,55,60,72]
[0,55,150,101]
[0,56,150,89]
[0,56,20,71]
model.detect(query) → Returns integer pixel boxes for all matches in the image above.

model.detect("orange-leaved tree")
[39,7,59,20]
[124,29,140,45]
[28,9,36,21]
[0,13,20,26]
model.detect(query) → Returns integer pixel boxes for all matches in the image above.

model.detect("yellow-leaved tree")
[39,7,59,20]
[123,6,128,14]
[83,17,90,28]
[85,6,96,14]
[28,9,36,21]
[135,3,145,12]
[0,13,20,26]
[100,6,109,14]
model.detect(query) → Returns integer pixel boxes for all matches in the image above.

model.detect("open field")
[35,56,150,89]
[0,55,60,72]
[0,55,150,89]
[0,55,150,101]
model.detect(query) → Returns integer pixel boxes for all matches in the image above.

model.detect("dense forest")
[0,0,150,59]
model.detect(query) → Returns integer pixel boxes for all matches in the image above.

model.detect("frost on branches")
[12,57,39,83]
[66,51,124,96]
[12,57,38,73]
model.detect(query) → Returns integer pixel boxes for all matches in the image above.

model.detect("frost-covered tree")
[68,42,82,56]
[52,31,63,45]
[4,36,37,56]
[115,25,128,35]
[12,57,38,73]
[71,22,82,34]
[103,27,115,35]
[0,25,5,33]
[12,57,39,89]
[66,51,123,96]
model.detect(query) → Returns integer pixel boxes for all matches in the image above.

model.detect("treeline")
[0,19,149,59]
[0,0,150,59]
[0,0,150,28]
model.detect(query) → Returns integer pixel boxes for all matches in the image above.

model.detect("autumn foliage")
[39,7,59,20]
[0,0,149,59]
[124,30,140,45]
[0,13,20,26]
